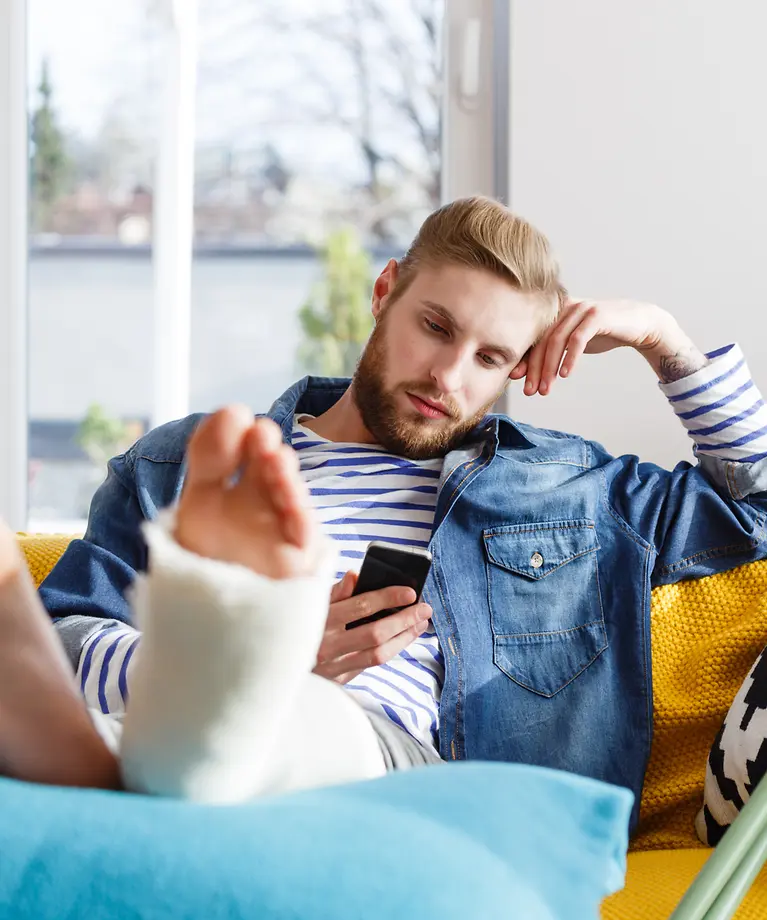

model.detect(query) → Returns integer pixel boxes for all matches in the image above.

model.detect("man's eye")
[427,320,447,335]
[479,353,497,367]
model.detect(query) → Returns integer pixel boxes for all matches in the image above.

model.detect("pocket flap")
[484,520,599,580]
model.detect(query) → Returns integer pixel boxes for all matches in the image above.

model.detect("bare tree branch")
[197,0,443,241]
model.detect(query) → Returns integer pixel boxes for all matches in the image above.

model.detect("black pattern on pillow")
[696,645,767,845]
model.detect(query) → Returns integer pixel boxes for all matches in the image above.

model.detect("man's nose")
[430,353,464,394]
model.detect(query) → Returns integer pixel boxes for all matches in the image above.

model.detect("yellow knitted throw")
[17,533,77,588]
[635,559,767,851]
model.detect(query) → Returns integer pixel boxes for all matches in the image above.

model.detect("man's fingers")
[316,583,429,683]
[331,584,417,629]
[509,358,528,380]
[524,308,572,394]
[559,313,600,377]
[315,617,432,683]
[537,304,592,394]
[350,602,431,649]
[329,570,357,604]
[318,600,431,663]
[329,573,348,604]
[523,339,547,395]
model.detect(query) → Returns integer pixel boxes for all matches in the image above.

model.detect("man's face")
[352,263,550,459]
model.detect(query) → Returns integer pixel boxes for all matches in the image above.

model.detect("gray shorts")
[365,711,444,771]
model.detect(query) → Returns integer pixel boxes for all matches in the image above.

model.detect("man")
[1,197,766,828]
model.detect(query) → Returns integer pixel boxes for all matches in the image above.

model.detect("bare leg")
[0,523,120,788]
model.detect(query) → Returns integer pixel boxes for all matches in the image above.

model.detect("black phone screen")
[345,544,432,630]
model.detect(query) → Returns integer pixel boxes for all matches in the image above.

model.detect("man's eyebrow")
[421,300,463,333]
[420,299,517,364]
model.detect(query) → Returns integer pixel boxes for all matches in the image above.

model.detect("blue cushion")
[0,762,632,920]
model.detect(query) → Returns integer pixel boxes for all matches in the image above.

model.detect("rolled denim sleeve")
[592,344,767,585]
[39,448,149,629]
[41,414,200,675]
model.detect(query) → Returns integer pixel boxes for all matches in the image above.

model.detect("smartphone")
[345,541,433,630]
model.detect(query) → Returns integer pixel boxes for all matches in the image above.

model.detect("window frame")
[0,0,29,530]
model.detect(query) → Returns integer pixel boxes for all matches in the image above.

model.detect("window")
[27,1,159,529]
[190,0,444,414]
[14,0,501,531]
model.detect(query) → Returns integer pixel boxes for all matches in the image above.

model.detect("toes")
[261,446,303,513]
[243,423,312,548]
[185,405,255,488]
[262,447,300,509]
[274,452,314,547]
[240,419,288,496]
[243,417,284,459]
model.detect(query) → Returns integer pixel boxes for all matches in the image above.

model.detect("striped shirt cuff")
[660,344,767,463]
[77,622,141,716]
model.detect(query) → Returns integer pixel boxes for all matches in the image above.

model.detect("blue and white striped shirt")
[293,415,444,750]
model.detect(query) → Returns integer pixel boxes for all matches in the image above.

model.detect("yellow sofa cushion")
[603,850,767,919]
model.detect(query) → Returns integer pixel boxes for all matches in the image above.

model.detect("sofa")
[14,534,767,918]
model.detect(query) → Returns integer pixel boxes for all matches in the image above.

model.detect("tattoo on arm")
[658,348,709,384]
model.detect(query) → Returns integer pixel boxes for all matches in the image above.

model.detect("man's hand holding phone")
[312,571,433,685]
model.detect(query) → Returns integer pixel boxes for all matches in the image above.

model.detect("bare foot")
[175,407,323,579]
[0,520,120,787]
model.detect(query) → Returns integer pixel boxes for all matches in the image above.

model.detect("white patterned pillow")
[697,644,767,845]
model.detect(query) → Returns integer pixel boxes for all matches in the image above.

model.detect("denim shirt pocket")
[484,520,608,698]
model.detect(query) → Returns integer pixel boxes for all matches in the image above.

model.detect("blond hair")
[390,196,565,333]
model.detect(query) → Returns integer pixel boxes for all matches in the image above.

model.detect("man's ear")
[372,259,399,320]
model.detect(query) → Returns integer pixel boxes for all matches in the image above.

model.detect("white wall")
[506,0,767,468]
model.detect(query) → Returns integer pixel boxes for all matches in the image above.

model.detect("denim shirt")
[40,375,767,828]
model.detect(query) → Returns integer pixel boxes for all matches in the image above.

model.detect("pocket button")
[530,551,544,569]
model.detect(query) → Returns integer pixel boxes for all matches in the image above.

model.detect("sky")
[28,0,150,136]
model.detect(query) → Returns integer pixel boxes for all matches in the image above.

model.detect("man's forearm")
[656,345,710,384]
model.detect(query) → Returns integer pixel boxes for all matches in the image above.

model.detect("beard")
[351,316,504,460]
